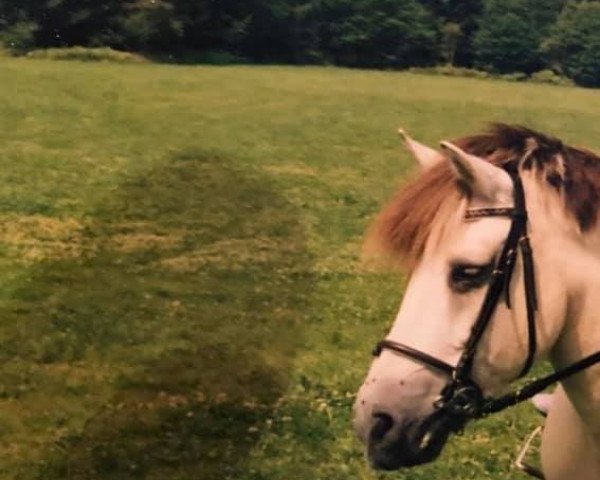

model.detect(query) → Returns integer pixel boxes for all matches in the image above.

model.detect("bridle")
[373,168,600,421]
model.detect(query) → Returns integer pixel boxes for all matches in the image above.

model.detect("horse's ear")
[440,141,512,202]
[398,129,443,171]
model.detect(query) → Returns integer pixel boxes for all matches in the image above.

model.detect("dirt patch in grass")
[110,231,183,254]
[3,151,314,480]
[0,216,187,261]
[0,215,92,261]
[263,163,317,177]
[158,236,293,272]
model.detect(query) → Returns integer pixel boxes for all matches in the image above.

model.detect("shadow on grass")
[0,152,313,479]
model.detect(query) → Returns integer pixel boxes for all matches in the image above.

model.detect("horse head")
[353,125,600,470]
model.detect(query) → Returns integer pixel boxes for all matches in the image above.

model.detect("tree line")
[0,0,599,87]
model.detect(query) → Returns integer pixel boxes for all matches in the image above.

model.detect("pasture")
[0,58,598,479]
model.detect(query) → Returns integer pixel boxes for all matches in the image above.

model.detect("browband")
[465,207,516,219]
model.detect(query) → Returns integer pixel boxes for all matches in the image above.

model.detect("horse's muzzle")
[366,410,466,470]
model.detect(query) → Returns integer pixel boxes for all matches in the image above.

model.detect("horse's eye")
[450,263,493,292]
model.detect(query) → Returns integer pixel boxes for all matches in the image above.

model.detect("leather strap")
[454,172,533,382]
[373,339,455,376]
[518,235,538,377]
[481,351,600,416]
[465,207,514,219]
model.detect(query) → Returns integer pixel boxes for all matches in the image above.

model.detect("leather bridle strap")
[453,172,536,382]
[373,339,455,376]
[481,350,600,416]
[519,234,538,377]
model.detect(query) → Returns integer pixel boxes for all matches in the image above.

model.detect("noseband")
[373,169,600,420]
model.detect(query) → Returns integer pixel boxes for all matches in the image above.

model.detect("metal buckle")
[434,382,484,419]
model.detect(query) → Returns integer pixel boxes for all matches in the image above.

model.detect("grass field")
[0,58,599,480]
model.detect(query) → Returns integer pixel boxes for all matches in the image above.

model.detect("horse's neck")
[550,227,600,438]
[525,173,600,437]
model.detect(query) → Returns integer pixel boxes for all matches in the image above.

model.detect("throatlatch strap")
[518,236,538,378]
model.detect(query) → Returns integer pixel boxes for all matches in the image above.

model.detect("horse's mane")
[367,123,600,267]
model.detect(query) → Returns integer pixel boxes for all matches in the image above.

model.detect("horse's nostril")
[370,412,395,442]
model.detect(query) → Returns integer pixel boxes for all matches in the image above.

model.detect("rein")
[373,169,600,421]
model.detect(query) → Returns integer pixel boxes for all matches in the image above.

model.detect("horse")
[352,124,600,480]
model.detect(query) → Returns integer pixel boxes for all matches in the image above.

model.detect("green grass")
[0,58,598,480]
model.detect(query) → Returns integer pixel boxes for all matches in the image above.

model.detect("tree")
[542,1,600,87]
[287,1,324,64]
[441,22,461,65]
[171,0,253,53]
[473,0,563,73]
[34,0,123,48]
[442,0,483,67]
[0,0,127,49]
[320,0,440,68]
[114,1,183,52]
[237,0,294,62]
